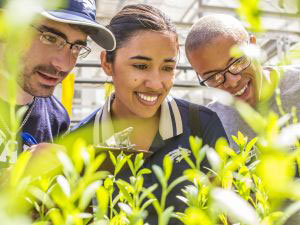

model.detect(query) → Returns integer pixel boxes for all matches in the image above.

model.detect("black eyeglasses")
[197,56,251,87]
[32,25,91,58]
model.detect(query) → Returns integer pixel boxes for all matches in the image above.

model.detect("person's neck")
[111,111,160,133]
[16,88,34,105]
[0,79,34,105]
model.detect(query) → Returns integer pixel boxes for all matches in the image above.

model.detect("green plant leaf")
[180,147,196,169]
[152,165,166,188]
[71,138,86,173]
[237,0,263,33]
[127,158,135,176]
[183,169,207,184]
[109,151,117,166]
[215,137,230,161]
[158,206,174,225]
[140,198,156,212]
[135,176,144,193]
[222,170,233,189]
[57,151,75,176]
[211,188,260,225]
[257,153,295,198]
[10,151,31,187]
[134,153,144,171]
[182,207,213,225]
[112,193,121,210]
[116,180,134,205]
[86,153,106,175]
[276,123,300,148]
[189,136,202,159]
[167,176,186,195]
[114,153,128,176]
[137,168,152,177]
[245,137,258,155]
[79,180,102,211]
[232,135,239,145]
[234,100,266,135]
[163,155,173,181]
[34,201,40,213]
[96,186,109,219]
[118,203,132,216]
[104,176,114,191]
[29,186,54,208]
[260,69,280,104]
[206,147,221,172]
[56,175,70,198]
[139,183,158,205]
[47,208,64,225]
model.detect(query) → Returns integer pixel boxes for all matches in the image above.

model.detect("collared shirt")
[71,94,227,225]
[91,94,183,146]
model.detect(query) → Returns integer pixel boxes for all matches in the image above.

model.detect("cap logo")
[70,0,95,12]
[81,0,95,11]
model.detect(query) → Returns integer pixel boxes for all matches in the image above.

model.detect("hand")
[28,142,66,155]
[25,143,66,178]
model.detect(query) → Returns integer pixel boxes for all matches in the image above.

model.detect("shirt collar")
[93,94,183,145]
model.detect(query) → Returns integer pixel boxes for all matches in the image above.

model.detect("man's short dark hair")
[185,14,249,55]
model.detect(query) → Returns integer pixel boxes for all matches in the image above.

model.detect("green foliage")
[0,0,300,225]
[237,0,263,33]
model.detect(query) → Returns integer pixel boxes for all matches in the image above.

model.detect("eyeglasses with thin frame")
[196,56,251,88]
[32,25,91,59]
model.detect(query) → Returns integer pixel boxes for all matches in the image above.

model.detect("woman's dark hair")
[105,4,178,62]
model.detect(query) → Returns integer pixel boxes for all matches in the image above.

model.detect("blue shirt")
[71,95,227,224]
[0,96,70,163]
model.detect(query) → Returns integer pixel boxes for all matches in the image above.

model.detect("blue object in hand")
[21,132,38,147]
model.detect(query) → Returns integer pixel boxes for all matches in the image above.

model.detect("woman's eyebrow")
[164,58,176,63]
[129,55,151,61]
[129,56,176,63]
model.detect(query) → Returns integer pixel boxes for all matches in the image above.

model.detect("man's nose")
[222,72,242,89]
[50,47,76,74]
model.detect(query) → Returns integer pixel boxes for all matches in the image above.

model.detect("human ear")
[100,51,113,77]
[250,35,256,44]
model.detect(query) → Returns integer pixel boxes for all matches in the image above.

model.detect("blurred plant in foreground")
[0,0,300,225]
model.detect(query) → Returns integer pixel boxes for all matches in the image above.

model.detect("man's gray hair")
[185,14,249,54]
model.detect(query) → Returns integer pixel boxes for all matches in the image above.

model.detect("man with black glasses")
[185,14,300,150]
[0,0,116,159]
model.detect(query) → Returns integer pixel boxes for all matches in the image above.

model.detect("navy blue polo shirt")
[0,96,70,163]
[72,94,227,224]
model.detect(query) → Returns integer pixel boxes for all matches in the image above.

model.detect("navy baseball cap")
[41,0,116,51]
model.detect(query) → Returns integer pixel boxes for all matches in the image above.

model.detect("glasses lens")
[204,73,225,87]
[229,57,250,74]
[39,30,90,58]
[73,45,90,58]
[40,32,65,49]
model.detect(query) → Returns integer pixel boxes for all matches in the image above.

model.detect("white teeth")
[234,84,248,96]
[137,93,158,102]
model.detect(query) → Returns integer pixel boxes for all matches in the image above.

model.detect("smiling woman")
[69,4,228,224]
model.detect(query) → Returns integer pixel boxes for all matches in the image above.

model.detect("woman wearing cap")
[72,4,227,224]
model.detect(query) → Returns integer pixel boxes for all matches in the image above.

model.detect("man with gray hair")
[185,14,300,149]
